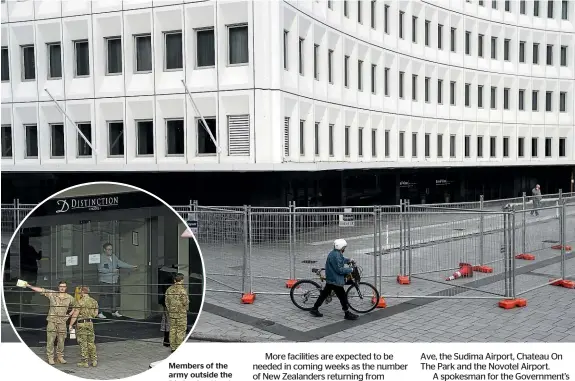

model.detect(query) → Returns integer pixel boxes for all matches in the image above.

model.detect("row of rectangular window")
[0,115,251,159]
[0,25,248,82]
[398,74,569,111]
[283,117,568,159]
[285,34,569,90]
[336,1,569,30]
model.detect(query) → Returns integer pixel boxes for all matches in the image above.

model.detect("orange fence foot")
[499,298,527,309]
[551,245,572,251]
[374,297,387,308]
[550,279,575,289]
[515,298,527,307]
[397,275,410,285]
[285,279,297,288]
[472,265,494,273]
[241,293,256,304]
[515,254,536,260]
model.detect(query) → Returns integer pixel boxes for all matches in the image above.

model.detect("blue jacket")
[324,249,353,286]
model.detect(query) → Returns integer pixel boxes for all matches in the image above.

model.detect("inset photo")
[1,181,205,379]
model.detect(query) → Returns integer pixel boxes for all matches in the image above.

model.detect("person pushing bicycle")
[309,239,359,321]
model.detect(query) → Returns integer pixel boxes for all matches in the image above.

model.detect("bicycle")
[289,261,380,313]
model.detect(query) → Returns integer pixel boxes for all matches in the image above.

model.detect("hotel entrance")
[4,188,201,341]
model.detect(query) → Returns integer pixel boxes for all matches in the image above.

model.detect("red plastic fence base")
[374,296,387,308]
[498,298,527,309]
[550,279,575,289]
[515,253,536,260]
[285,279,297,288]
[396,275,410,285]
[472,265,494,273]
[241,293,256,304]
[551,245,572,251]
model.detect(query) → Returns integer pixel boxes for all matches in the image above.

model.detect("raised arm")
[27,284,51,294]
[116,257,136,269]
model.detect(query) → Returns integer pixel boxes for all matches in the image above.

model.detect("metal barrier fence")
[2,191,574,308]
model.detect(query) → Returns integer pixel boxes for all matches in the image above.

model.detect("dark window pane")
[1,48,9,81]
[167,119,185,155]
[22,46,35,80]
[107,38,122,74]
[1,125,12,158]
[48,44,62,79]
[75,41,90,76]
[108,122,125,156]
[137,121,154,155]
[165,32,183,70]
[197,118,217,154]
[229,26,248,65]
[77,123,92,157]
[51,124,65,157]
[136,35,152,72]
[25,125,38,157]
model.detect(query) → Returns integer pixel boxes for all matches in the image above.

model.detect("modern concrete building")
[1,0,574,205]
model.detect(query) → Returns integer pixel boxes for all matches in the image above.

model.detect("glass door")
[115,218,150,320]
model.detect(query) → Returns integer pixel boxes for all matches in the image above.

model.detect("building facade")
[1,0,574,205]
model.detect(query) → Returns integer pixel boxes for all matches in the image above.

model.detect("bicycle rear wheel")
[346,282,379,313]
[290,280,322,311]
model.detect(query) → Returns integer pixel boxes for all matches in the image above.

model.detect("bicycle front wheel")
[346,282,379,313]
[290,280,322,311]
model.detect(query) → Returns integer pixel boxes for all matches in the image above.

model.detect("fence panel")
[513,203,565,297]
[193,208,248,297]
[386,209,513,301]
[247,208,292,296]
[565,203,575,279]
[292,208,378,294]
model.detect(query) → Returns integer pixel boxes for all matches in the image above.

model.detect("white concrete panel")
[0,0,573,171]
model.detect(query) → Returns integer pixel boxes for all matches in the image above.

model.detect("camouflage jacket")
[165,283,189,318]
[73,295,99,320]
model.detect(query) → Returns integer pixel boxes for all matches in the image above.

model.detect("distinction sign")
[55,196,120,213]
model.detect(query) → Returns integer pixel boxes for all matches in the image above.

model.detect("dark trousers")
[98,282,120,312]
[20,271,38,304]
[313,283,348,311]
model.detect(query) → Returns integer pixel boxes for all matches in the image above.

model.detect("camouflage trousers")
[168,316,187,351]
[76,322,97,363]
[46,321,66,360]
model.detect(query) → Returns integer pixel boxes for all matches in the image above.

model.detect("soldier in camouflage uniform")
[25,280,74,365]
[69,285,99,367]
[165,273,189,352]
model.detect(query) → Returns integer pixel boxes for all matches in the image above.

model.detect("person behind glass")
[165,273,189,353]
[19,235,42,305]
[24,280,74,365]
[96,243,137,319]
[309,239,359,321]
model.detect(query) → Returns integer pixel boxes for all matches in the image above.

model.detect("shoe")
[112,311,123,318]
[309,309,323,317]
[97,313,107,319]
[56,357,67,364]
[48,358,55,365]
[344,311,359,320]
[77,362,89,368]
[92,361,98,367]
